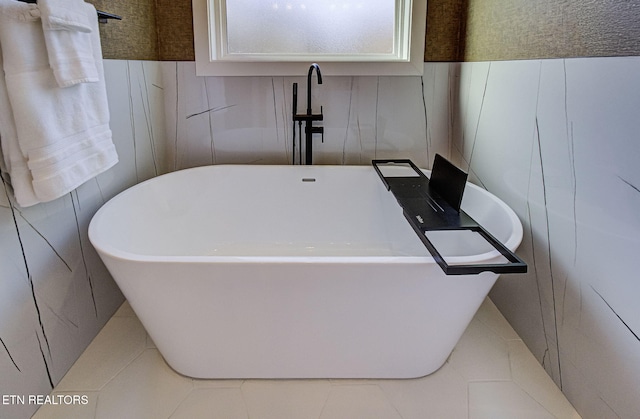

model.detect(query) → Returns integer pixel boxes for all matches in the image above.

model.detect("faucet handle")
[309,126,324,143]
[304,127,324,143]
[320,106,324,142]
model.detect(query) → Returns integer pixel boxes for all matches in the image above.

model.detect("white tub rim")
[89,164,523,266]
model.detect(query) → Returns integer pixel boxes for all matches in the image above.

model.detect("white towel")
[39,0,98,87]
[0,43,40,207]
[39,0,92,32]
[0,0,41,206]
[0,0,118,207]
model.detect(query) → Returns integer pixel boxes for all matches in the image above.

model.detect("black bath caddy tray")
[372,156,527,276]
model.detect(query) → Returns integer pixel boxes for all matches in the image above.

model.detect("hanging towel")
[39,0,92,32]
[39,0,98,87]
[0,43,40,206]
[0,0,118,207]
[0,0,41,206]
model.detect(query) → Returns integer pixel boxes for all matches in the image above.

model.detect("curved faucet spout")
[307,63,322,114]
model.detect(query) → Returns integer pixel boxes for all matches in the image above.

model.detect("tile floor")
[32,298,581,419]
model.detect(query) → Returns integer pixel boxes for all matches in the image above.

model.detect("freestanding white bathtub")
[89,164,523,379]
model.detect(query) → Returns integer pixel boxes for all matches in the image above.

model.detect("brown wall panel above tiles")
[155,0,195,61]
[426,0,640,62]
[88,0,640,62]
[425,0,468,62]
[88,0,160,60]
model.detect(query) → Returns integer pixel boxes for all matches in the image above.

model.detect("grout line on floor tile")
[513,381,559,418]
[328,378,384,386]
[316,384,333,419]
[467,378,513,384]
[166,385,194,419]
[97,347,151,391]
[476,316,524,342]
[94,391,104,419]
[508,379,560,418]
[237,382,255,419]
[376,383,406,419]
[507,344,514,381]
[467,381,471,419]
[59,318,150,393]
[192,378,246,389]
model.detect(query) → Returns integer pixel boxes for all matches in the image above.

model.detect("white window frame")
[192,0,427,76]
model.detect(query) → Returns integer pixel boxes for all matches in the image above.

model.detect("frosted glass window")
[194,0,426,75]
[208,0,413,62]
[225,1,396,56]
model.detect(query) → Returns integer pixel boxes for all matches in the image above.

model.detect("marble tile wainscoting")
[0,60,166,419]
[160,62,451,170]
[448,57,640,419]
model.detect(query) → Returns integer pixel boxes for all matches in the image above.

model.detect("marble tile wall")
[160,62,451,171]
[0,60,165,419]
[449,57,640,419]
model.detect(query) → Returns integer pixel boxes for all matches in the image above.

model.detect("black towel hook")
[97,10,122,24]
[17,0,122,24]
